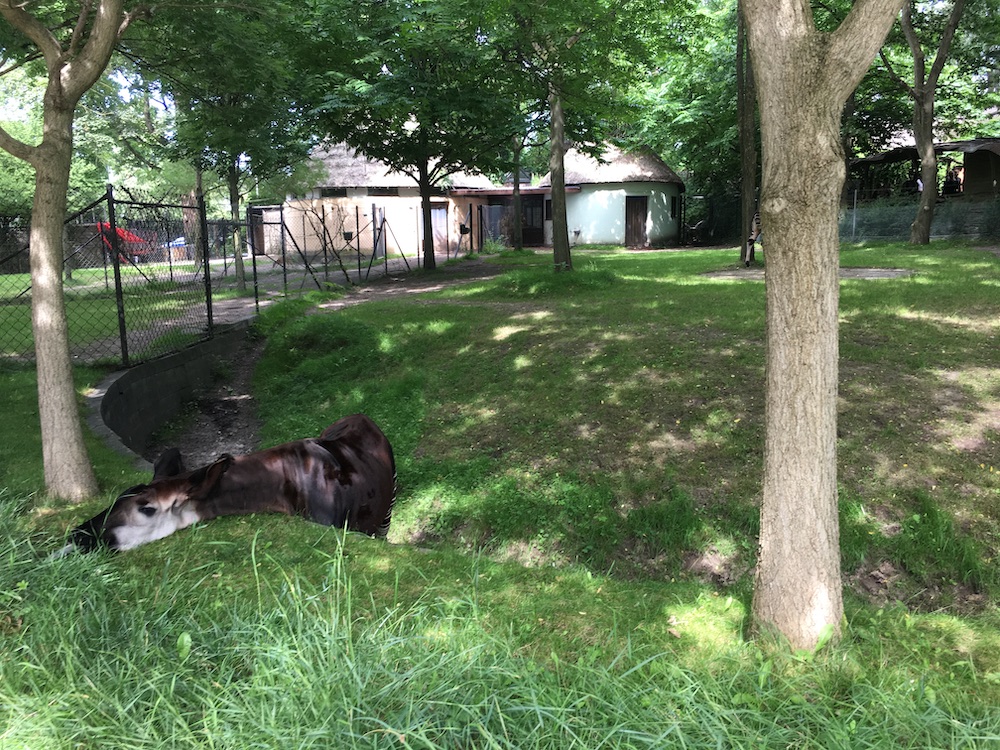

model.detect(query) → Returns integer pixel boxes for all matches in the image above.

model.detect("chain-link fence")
[248,203,415,293]
[839,194,1000,242]
[2,187,476,369]
[255,200,497,292]
[1,186,244,367]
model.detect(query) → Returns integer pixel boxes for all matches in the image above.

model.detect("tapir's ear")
[185,454,234,503]
[153,447,186,480]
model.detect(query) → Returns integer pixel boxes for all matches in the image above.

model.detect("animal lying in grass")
[57,414,396,554]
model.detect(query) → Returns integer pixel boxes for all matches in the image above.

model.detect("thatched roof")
[313,143,410,188]
[313,142,496,190]
[538,144,684,187]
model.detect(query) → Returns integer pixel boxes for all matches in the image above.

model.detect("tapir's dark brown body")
[66,414,396,553]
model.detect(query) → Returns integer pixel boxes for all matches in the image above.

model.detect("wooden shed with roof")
[850,138,1000,200]
[538,144,686,247]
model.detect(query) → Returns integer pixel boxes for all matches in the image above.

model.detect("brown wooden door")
[521,195,545,246]
[625,196,648,247]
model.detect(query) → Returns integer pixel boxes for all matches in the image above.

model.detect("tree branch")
[878,47,915,97]
[0,50,43,77]
[827,0,907,100]
[927,0,966,89]
[0,122,38,167]
[62,0,125,103]
[0,0,64,67]
[898,2,925,88]
[67,0,96,61]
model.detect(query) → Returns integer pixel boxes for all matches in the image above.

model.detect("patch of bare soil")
[703,267,915,281]
[848,560,989,614]
[681,547,749,587]
[143,336,265,469]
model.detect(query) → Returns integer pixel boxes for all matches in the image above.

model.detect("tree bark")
[548,86,571,272]
[737,0,758,265]
[743,0,904,650]
[418,155,436,270]
[226,161,247,290]
[30,104,98,500]
[511,134,524,250]
[909,91,937,244]
[898,0,966,244]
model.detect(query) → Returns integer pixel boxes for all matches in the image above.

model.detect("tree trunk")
[418,156,436,270]
[548,86,571,272]
[743,0,905,650]
[754,94,844,652]
[909,93,937,243]
[0,0,133,502]
[30,104,98,500]
[0,0,134,501]
[511,134,524,250]
[898,0,966,245]
[737,1,758,265]
[226,162,247,290]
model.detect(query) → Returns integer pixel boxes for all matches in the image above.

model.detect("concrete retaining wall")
[87,322,252,468]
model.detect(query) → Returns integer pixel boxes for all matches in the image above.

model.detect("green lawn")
[3,241,999,748]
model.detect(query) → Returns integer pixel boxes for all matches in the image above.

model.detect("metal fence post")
[280,205,288,295]
[106,184,130,367]
[198,191,214,337]
[247,206,260,315]
[321,203,329,284]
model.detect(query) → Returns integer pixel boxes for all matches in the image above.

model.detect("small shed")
[851,138,1000,199]
[538,144,686,247]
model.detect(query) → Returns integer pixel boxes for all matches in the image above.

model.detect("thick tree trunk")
[744,0,905,650]
[0,0,130,501]
[548,87,571,272]
[31,106,98,500]
[226,163,247,290]
[418,157,436,270]
[754,95,844,651]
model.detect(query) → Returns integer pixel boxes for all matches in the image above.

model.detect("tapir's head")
[62,450,232,553]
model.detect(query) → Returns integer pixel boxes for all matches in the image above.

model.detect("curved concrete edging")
[86,321,253,471]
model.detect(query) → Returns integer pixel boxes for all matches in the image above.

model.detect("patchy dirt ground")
[703,266,915,281]
[143,258,507,468]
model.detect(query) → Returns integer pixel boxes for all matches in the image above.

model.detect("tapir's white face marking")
[106,488,202,551]
[71,454,233,553]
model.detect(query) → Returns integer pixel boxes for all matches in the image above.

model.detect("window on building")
[320,187,348,198]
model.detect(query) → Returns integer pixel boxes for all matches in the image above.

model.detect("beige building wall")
[282,190,493,260]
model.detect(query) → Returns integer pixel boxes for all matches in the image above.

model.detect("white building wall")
[544,182,683,246]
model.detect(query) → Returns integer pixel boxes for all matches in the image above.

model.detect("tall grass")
[3,497,1000,749]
